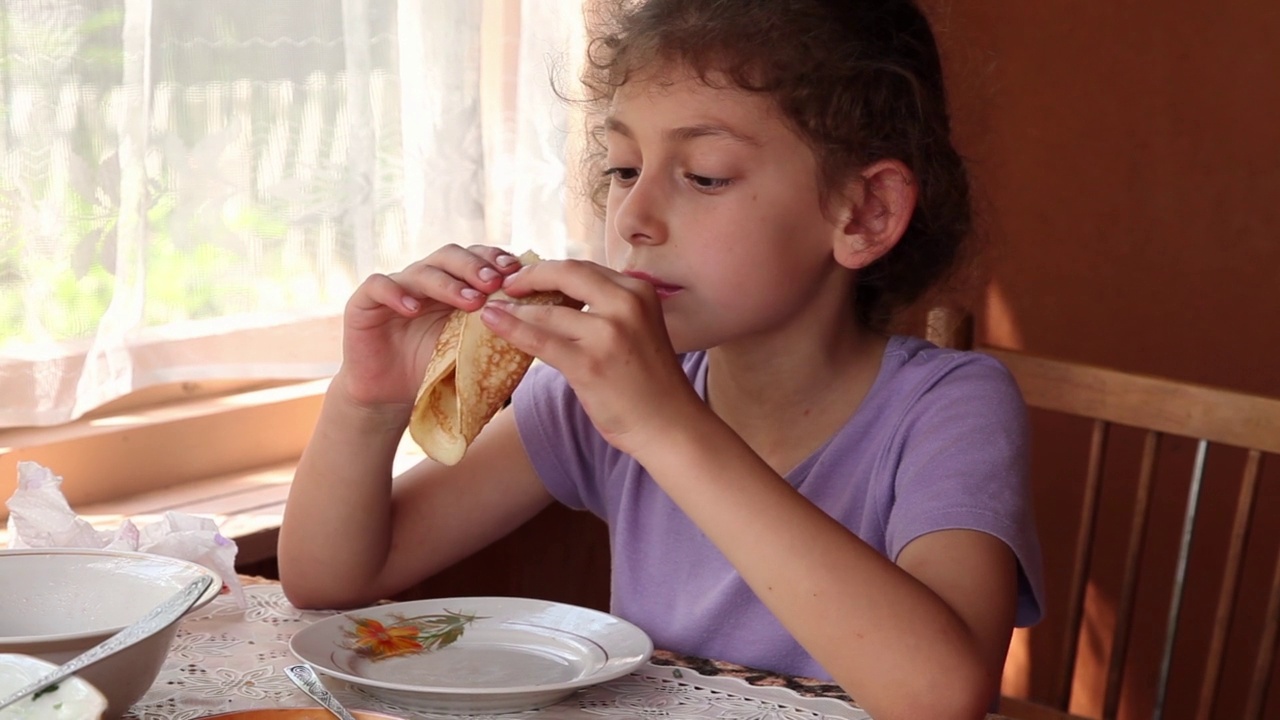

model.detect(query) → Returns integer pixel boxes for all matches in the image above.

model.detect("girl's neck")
[704,320,889,476]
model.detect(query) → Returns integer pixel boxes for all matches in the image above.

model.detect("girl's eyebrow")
[605,117,762,147]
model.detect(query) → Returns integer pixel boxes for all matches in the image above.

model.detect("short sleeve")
[885,354,1045,627]
[511,361,608,516]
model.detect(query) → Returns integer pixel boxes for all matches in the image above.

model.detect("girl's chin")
[667,331,712,356]
[665,331,695,356]
[662,313,719,355]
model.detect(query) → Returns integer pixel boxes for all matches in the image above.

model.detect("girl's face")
[602,69,856,355]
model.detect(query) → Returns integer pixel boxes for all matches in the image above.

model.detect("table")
[122,577,1013,720]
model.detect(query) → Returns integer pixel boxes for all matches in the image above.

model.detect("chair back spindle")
[1054,419,1110,709]
[984,348,1280,720]
[1102,429,1160,720]
[1245,545,1280,720]
[1196,449,1264,720]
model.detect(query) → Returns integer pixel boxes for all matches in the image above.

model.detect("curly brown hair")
[574,0,972,331]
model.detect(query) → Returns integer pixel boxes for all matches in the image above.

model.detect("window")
[0,0,594,500]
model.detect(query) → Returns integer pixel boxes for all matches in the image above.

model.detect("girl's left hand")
[479,259,703,458]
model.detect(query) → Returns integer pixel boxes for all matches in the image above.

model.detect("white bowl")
[0,652,108,719]
[0,549,222,719]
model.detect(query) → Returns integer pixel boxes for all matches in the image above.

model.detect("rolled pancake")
[409,251,569,465]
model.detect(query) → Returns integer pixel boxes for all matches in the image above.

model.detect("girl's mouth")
[624,271,683,299]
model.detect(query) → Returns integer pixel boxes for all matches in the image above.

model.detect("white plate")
[289,597,653,713]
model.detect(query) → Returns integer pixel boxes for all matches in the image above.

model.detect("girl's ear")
[831,159,918,270]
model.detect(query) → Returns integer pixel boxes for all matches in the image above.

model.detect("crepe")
[409,251,570,465]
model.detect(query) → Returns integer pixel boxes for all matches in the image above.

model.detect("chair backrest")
[924,305,975,351]
[985,347,1280,720]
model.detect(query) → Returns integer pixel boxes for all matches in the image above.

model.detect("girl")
[278,2,1044,719]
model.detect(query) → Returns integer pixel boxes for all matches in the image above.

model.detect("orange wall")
[923,1,1280,718]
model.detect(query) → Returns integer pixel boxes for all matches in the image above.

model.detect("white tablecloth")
[124,584,871,720]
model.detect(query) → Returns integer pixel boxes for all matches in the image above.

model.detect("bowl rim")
[0,547,223,645]
[0,652,109,713]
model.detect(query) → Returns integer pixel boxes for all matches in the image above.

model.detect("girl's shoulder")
[883,334,1020,392]
[868,335,1027,427]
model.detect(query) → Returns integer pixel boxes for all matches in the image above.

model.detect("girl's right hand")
[333,244,523,411]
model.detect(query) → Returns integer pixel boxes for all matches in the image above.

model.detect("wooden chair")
[980,347,1280,720]
[923,305,975,352]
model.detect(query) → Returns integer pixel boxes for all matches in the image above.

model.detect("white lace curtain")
[0,0,590,427]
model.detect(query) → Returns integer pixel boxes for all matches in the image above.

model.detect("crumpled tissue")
[4,460,246,607]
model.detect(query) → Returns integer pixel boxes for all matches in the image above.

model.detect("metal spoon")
[284,664,360,720]
[0,574,214,712]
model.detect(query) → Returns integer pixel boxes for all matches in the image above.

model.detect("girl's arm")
[278,244,555,609]
[278,393,553,610]
[634,405,1014,720]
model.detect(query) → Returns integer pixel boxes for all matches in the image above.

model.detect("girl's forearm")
[277,382,408,608]
[632,405,992,720]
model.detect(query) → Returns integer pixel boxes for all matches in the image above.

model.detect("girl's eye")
[687,173,732,190]
[603,167,639,184]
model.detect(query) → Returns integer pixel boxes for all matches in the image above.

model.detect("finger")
[426,243,514,293]
[392,244,509,311]
[501,259,652,315]
[481,299,596,357]
[348,272,426,317]
[387,264,485,312]
[465,245,523,276]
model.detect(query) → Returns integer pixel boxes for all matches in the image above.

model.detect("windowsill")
[1,375,432,566]
[0,379,333,519]
[0,314,342,428]
[0,460,303,565]
[0,379,432,568]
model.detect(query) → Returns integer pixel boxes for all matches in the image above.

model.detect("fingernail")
[460,287,483,300]
[478,267,500,283]
[502,269,523,288]
[480,301,511,325]
[485,299,513,311]
[495,253,519,268]
[402,296,421,312]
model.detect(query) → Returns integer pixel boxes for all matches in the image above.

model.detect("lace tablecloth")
[123,582,1006,720]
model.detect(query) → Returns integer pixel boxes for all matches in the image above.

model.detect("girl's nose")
[610,174,667,247]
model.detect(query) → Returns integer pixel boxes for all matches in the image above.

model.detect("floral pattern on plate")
[341,610,485,660]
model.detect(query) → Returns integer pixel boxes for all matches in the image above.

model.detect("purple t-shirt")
[513,335,1044,680]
